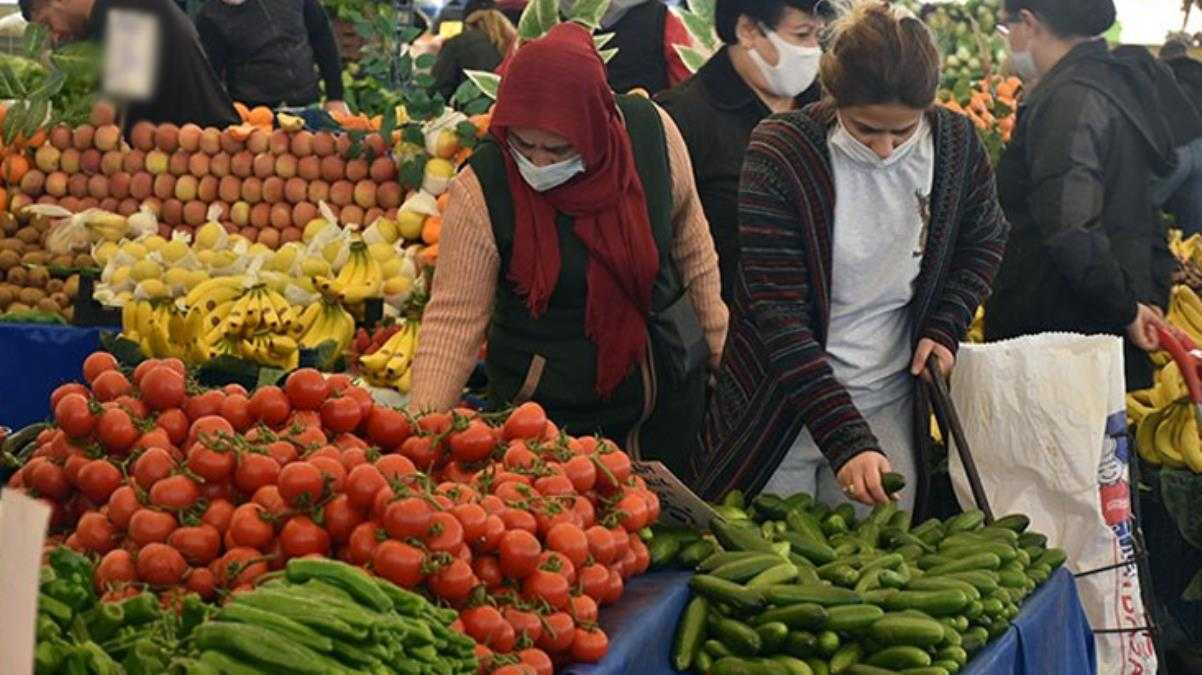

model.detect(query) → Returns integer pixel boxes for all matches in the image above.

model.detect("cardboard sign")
[102,9,161,102]
[632,461,718,530]
[0,489,51,675]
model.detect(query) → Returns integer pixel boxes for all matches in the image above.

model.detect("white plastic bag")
[948,333,1156,675]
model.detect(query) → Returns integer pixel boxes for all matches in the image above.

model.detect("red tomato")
[504,607,543,643]
[184,393,225,426]
[603,566,624,605]
[201,499,235,534]
[134,447,177,489]
[371,485,396,522]
[533,474,574,497]
[344,387,374,424]
[518,648,554,675]
[75,512,117,553]
[107,485,141,531]
[595,450,632,493]
[400,435,441,471]
[94,549,136,591]
[449,420,496,464]
[284,368,329,410]
[479,495,505,514]
[219,394,253,431]
[538,551,577,584]
[571,627,609,663]
[264,440,299,466]
[135,542,187,586]
[536,611,576,655]
[227,503,274,550]
[95,408,138,454]
[28,461,71,500]
[83,352,118,385]
[491,666,534,675]
[364,406,412,449]
[570,594,598,623]
[186,444,235,484]
[383,496,432,540]
[248,386,291,427]
[425,511,465,552]
[277,461,324,507]
[321,396,362,434]
[231,453,278,495]
[149,474,200,510]
[608,525,631,561]
[214,547,269,587]
[76,459,122,504]
[185,567,217,599]
[50,383,90,410]
[128,509,178,546]
[131,358,161,387]
[186,415,234,449]
[629,535,651,575]
[477,514,506,553]
[503,402,548,441]
[346,521,382,565]
[141,366,186,411]
[498,529,541,579]
[579,563,610,601]
[546,522,590,568]
[429,558,476,604]
[55,393,95,438]
[91,370,131,402]
[372,540,425,588]
[339,446,368,470]
[309,455,347,493]
[451,503,488,542]
[501,508,538,535]
[503,443,538,470]
[323,494,364,544]
[325,373,352,394]
[563,455,597,493]
[156,408,190,446]
[111,395,149,421]
[251,485,288,519]
[168,524,222,565]
[473,554,504,589]
[524,569,570,609]
[345,464,387,511]
[617,492,650,532]
[279,515,330,558]
[461,606,515,652]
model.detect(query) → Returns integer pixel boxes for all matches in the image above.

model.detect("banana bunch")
[315,240,383,304]
[121,299,197,361]
[297,300,357,356]
[1136,399,1202,472]
[196,285,304,368]
[358,321,419,392]
[1167,285,1202,346]
[84,211,132,243]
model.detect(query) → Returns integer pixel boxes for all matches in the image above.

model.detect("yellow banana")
[186,276,246,310]
[1176,405,1202,472]
[1156,405,1187,468]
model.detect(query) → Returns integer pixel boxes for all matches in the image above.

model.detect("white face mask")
[830,113,928,169]
[1009,49,1039,83]
[748,24,822,99]
[222,0,249,5]
[509,141,586,192]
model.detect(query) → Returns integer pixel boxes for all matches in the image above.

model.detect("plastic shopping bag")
[947,333,1156,675]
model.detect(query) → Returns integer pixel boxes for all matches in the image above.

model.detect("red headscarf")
[490,23,660,396]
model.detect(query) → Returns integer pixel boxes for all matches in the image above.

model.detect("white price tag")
[0,489,52,675]
[632,461,718,530]
[102,9,161,102]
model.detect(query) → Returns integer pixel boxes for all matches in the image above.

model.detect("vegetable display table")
[571,568,1096,675]
[0,324,106,429]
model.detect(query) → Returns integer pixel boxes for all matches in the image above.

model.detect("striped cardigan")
[692,104,1009,501]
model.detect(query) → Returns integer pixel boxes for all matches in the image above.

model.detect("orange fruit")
[436,192,450,213]
[3,154,30,185]
[233,102,251,122]
[248,107,274,127]
[421,215,442,245]
[419,243,438,267]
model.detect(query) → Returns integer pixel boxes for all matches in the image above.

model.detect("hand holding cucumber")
[836,452,898,506]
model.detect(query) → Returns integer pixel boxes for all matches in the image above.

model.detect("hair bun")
[1073,0,1117,36]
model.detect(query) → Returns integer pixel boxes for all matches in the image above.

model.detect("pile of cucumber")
[665,483,1067,675]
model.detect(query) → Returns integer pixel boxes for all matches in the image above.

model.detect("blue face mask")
[509,140,586,192]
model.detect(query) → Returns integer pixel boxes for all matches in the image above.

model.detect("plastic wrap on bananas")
[358,321,419,391]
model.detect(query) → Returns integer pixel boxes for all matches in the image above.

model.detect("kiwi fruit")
[0,212,17,235]
[0,238,24,253]
[15,227,40,244]
[0,285,13,308]
[7,267,27,285]
[73,253,96,269]
[46,278,64,294]
[26,267,49,289]
[0,250,19,271]
[64,275,80,298]
[22,251,48,266]
[50,291,70,308]
[18,287,45,305]
[62,305,74,321]
[37,297,62,314]
[8,302,30,313]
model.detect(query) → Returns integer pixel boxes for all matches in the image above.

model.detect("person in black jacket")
[986,0,1184,390]
[195,0,347,113]
[656,0,830,305]
[432,0,515,102]
[20,0,239,130]
[559,0,693,95]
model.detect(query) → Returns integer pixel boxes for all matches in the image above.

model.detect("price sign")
[102,9,161,102]
[0,490,52,675]
[631,461,718,530]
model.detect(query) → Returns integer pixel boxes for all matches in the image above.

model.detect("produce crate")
[71,270,120,327]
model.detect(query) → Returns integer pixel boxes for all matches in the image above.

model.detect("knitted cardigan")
[692,103,1009,501]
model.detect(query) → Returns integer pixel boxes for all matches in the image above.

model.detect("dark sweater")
[432,29,503,102]
[87,0,239,129]
[196,0,343,108]
[694,105,1008,500]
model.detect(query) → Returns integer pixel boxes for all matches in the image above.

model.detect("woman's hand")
[910,337,955,381]
[1127,303,1164,352]
[325,99,350,116]
[836,452,895,506]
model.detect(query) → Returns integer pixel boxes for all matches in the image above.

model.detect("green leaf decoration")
[598,47,618,64]
[570,0,611,31]
[22,23,48,60]
[518,0,561,40]
[593,32,615,50]
[686,0,716,24]
[464,70,502,100]
[675,46,711,75]
[415,53,436,70]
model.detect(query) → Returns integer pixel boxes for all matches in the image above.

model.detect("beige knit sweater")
[410,106,729,412]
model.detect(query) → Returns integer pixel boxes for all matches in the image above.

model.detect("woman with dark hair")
[986,0,1181,391]
[695,0,1008,507]
[432,0,517,101]
[410,23,727,480]
[657,0,832,305]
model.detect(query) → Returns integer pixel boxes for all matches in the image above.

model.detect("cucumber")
[980,598,1004,618]
[673,596,709,671]
[822,513,851,537]
[784,492,815,512]
[997,569,1026,589]
[899,669,950,675]
[749,563,801,588]
[818,563,860,587]
[706,639,734,658]
[765,585,863,607]
[860,553,904,576]
[701,551,768,573]
[931,660,961,674]
[941,623,963,646]
[868,614,945,647]
[1028,565,1051,585]
[753,494,792,521]
[977,527,1020,544]
[925,554,1002,576]
[710,616,763,656]
[772,655,816,675]
[961,626,989,651]
[710,656,784,675]
[937,647,967,666]
[865,502,899,529]
[785,630,819,658]
[696,650,715,674]
[855,569,883,595]
[691,575,767,613]
[910,519,943,539]
[807,658,831,675]
[868,646,931,670]
[781,531,839,565]
[939,543,1017,565]
[842,667,898,675]
[829,642,864,673]
[715,505,753,521]
[713,555,791,582]
[787,510,830,545]
[723,491,747,509]
[1017,532,1047,549]
[885,590,970,617]
[942,571,999,594]
[917,555,953,571]
[878,570,908,590]
[991,514,1030,533]
[650,534,684,568]
[817,630,841,656]
[1037,548,1067,570]
[880,472,907,496]
[945,510,985,534]
[835,503,857,527]
[861,589,900,605]
[754,604,830,631]
[757,621,790,653]
[714,519,780,555]
[1013,548,1031,568]
[888,510,912,533]
[680,540,719,568]
[858,522,882,551]
[826,605,885,633]
[906,577,980,601]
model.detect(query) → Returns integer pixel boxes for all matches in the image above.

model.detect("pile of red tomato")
[8,351,663,675]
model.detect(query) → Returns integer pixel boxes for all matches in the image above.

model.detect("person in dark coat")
[657,0,830,305]
[559,0,692,95]
[694,3,1008,505]
[196,0,347,113]
[986,0,1186,391]
[20,0,239,130]
[432,0,516,102]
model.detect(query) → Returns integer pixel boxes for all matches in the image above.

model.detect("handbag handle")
[926,354,995,523]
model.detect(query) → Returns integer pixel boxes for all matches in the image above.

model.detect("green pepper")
[84,601,126,643]
[39,592,75,625]
[285,558,393,613]
[35,639,69,674]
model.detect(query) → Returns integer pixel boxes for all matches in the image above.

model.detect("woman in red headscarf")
[410,22,727,480]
